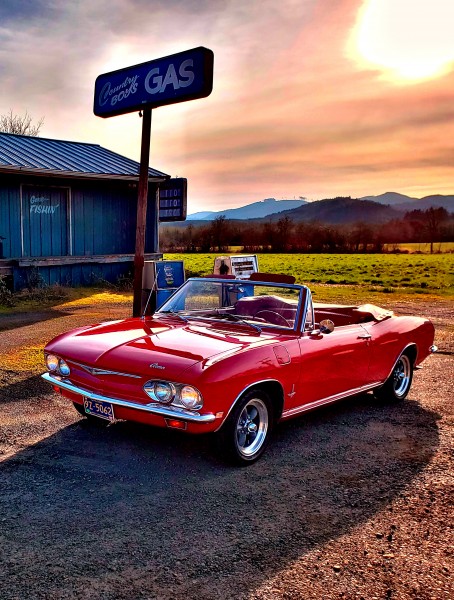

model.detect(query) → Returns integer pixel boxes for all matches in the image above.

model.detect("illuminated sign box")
[94,47,214,118]
[159,178,187,222]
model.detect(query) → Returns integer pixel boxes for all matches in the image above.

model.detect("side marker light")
[165,419,187,430]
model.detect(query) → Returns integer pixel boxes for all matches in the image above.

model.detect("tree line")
[160,207,453,253]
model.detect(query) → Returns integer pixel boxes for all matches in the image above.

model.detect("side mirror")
[319,319,335,334]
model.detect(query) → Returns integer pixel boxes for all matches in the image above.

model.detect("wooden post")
[133,108,152,317]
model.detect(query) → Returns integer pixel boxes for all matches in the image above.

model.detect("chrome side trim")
[41,372,216,423]
[280,382,383,420]
[213,379,284,432]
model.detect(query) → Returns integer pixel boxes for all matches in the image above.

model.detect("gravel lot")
[0,298,452,600]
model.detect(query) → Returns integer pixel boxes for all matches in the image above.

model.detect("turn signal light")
[165,419,187,430]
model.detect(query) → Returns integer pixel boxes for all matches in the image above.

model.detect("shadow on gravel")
[0,310,70,332]
[0,373,50,400]
[0,394,439,600]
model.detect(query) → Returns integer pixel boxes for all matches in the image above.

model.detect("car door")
[287,324,372,411]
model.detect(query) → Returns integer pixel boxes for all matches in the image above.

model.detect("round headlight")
[59,359,71,377]
[154,382,175,403]
[46,354,59,371]
[180,386,203,410]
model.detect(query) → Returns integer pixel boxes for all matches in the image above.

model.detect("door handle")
[357,333,372,339]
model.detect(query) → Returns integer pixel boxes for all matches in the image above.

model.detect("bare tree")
[425,207,448,254]
[210,215,230,252]
[0,110,44,136]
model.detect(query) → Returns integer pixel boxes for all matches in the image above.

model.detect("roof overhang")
[0,164,169,183]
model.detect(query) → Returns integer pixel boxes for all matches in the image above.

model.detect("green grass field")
[1,252,451,314]
[165,253,454,303]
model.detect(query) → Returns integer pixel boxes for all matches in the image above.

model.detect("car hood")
[45,315,278,380]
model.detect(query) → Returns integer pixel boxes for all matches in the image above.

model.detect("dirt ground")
[0,297,452,600]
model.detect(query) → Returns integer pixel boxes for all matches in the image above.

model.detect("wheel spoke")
[247,430,257,444]
[248,406,258,421]
[238,431,247,447]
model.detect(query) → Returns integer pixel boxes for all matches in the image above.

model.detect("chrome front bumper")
[41,372,216,424]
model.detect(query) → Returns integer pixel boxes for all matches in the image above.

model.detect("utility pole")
[132,108,152,317]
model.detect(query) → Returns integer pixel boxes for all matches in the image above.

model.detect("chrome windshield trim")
[156,277,309,334]
[41,373,215,423]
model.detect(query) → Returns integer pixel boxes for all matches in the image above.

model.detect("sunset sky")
[1,0,453,212]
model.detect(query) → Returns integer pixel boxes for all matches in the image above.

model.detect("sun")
[350,0,454,83]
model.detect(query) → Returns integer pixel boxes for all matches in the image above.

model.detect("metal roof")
[0,132,168,181]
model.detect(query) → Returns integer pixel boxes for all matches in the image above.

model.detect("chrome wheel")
[374,351,414,402]
[235,398,269,458]
[218,389,274,465]
[392,354,412,398]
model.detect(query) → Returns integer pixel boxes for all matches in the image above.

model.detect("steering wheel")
[254,310,292,327]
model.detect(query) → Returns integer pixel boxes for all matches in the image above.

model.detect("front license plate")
[83,398,115,421]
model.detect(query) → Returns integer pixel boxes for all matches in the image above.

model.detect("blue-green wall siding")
[0,174,158,289]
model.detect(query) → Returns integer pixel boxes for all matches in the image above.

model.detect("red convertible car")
[42,274,436,464]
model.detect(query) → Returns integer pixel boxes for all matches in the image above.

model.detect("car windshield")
[156,278,305,331]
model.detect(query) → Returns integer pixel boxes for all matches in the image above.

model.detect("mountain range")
[187,198,306,220]
[360,192,454,211]
[182,192,453,226]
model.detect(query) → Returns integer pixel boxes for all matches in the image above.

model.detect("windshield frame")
[155,277,310,333]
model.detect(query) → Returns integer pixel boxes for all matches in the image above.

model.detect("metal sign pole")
[132,108,152,318]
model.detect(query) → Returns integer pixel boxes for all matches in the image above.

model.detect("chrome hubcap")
[236,398,268,457]
[393,355,411,398]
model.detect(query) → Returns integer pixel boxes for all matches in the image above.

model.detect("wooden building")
[0,132,168,289]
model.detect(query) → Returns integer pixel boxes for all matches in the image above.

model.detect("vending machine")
[142,260,185,310]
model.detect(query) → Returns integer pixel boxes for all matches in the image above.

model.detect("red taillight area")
[52,385,61,393]
[165,418,187,430]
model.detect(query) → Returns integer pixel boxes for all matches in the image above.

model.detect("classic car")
[42,273,436,465]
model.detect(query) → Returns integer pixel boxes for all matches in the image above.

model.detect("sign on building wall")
[21,185,70,257]
[158,178,187,222]
[94,47,214,118]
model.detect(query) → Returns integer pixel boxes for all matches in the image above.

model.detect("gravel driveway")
[0,299,452,600]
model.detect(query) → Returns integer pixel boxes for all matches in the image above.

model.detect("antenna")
[141,272,158,320]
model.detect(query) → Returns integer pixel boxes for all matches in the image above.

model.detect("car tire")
[374,352,414,402]
[217,388,274,465]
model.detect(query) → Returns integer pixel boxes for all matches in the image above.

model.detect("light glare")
[351,0,454,83]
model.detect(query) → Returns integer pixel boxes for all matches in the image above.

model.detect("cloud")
[0,0,453,210]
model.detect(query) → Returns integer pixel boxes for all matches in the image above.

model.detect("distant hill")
[186,210,216,220]
[396,194,454,212]
[361,192,453,212]
[360,192,419,206]
[258,197,400,225]
[187,197,306,221]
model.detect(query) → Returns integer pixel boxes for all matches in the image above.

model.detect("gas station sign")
[94,47,214,117]
[94,47,213,316]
